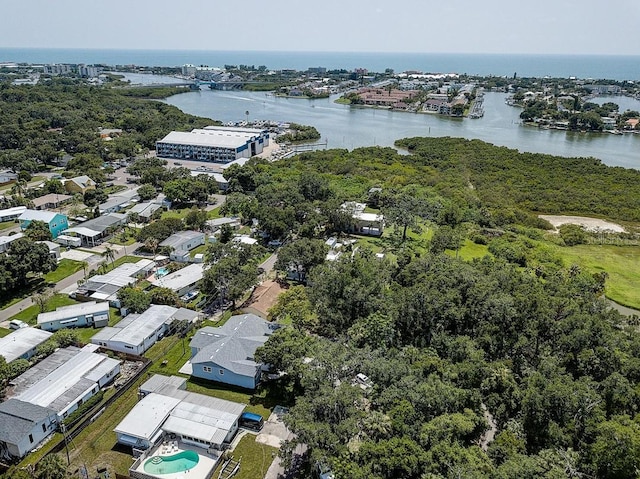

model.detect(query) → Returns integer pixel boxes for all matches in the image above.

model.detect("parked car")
[9,320,28,330]
[239,412,264,431]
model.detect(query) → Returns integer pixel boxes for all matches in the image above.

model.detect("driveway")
[256,406,293,448]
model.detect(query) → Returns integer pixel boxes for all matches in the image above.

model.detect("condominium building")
[156,126,269,163]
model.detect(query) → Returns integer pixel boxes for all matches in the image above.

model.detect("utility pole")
[61,422,70,465]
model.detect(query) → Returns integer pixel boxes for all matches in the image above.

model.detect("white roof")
[114,393,181,441]
[64,226,101,237]
[357,212,383,222]
[86,259,154,288]
[0,206,26,218]
[159,129,256,150]
[91,305,179,347]
[232,235,258,245]
[160,231,204,249]
[0,233,24,247]
[18,209,60,223]
[162,400,236,445]
[37,301,109,325]
[150,263,204,291]
[0,328,53,363]
[15,350,119,409]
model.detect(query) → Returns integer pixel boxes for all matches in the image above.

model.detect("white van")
[9,319,28,330]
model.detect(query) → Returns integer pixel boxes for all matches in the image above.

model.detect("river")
[164,88,640,168]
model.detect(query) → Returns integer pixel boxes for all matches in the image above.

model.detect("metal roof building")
[9,345,120,420]
[114,374,245,451]
[156,126,269,164]
[91,305,198,355]
[0,328,53,363]
[37,301,110,331]
[79,259,155,305]
[149,263,204,296]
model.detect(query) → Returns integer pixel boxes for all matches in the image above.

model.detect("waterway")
[164,88,640,169]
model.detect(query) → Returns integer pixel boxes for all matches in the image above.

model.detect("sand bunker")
[539,215,626,233]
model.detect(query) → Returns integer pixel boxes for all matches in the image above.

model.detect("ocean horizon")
[1,48,639,81]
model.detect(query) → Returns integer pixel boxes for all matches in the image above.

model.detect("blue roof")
[241,412,263,422]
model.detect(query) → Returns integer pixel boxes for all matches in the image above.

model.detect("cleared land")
[556,244,640,310]
[242,280,287,318]
[540,215,626,233]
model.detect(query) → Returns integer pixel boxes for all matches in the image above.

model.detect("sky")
[1,0,639,55]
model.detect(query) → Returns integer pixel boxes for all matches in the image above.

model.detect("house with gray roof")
[187,314,278,389]
[0,399,57,459]
[159,230,205,262]
[127,201,162,222]
[8,345,120,421]
[0,232,24,253]
[62,212,127,246]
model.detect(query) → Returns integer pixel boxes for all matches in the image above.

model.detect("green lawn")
[0,327,11,337]
[446,239,491,262]
[219,434,278,479]
[161,207,196,221]
[554,244,640,310]
[189,244,208,257]
[0,220,17,231]
[44,259,85,283]
[108,230,138,246]
[207,206,222,219]
[10,294,79,325]
[75,309,122,344]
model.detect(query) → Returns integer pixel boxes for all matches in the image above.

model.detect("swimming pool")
[155,267,169,278]
[143,450,200,475]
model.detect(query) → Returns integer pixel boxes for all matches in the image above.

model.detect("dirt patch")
[539,215,626,233]
[241,280,287,318]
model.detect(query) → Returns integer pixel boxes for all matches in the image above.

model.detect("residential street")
[0,241,142,324]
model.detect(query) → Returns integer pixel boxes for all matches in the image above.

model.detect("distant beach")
[1,48,639,80]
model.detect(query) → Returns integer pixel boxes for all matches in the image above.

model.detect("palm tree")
[10,179,26,197]
[145,238,159,258]
[102,245,116,267]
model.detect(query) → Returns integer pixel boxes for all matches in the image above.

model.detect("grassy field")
[0,220,16,231]
[44,259,85,283]
[219,434,278,479]
[446,240,491,262]
[555,244,640,310]
[208,206,222,219]
[75,307,122,344]
[9,294,79,324]
[0,327,11,337]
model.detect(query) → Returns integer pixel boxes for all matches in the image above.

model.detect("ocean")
[1,48,639,81]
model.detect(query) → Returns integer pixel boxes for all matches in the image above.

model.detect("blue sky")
[2,0,639,55]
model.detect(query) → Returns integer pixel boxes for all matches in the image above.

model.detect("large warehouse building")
[155,126,269,163]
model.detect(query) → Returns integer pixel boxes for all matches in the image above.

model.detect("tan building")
[64,175,96,194]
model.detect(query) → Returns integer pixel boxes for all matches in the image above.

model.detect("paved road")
[0,241,142,323]
[259,253,278,274]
